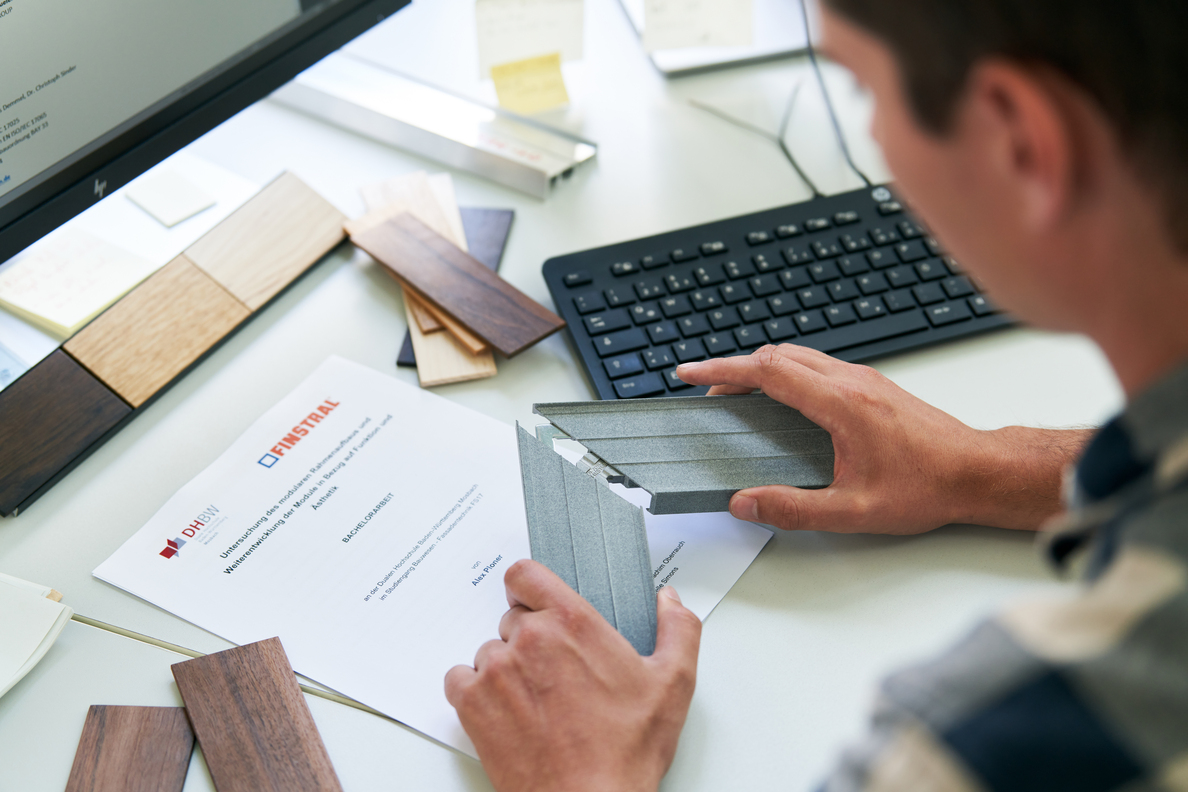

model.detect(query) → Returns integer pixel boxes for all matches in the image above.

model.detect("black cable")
[798,0,874,187]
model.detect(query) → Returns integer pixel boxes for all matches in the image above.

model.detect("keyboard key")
[692,265,725,286]
[724,260,756,279]
[574,291,607,314]
[825,304,858,327]
[857,272,890,294]
[594,327,649,357]
[640,252,668,270]
[690,290,721,310]
[886,266,919,288]
[869,226,901,246]
[926,301,973,326]
[660,295,693,318]
[912,283,945,305]
[795,310,929,354]
[883,289,916,312]
[942,275,975,298]
[647,322,680,344]
[734,324,765,349]
[925,236,944,257]
[584,308,631,334]
[603,287,635,307]
[564,271,592,287]
[643,347,675,370]
[840,234,872,253]
[877,200,903,215]
[794,310,827,334]
[704,333,738,355]
[895,240,928,262]
[635,279,666,299]
[614,372,666,398]
[809,261,841,282]
[805,217,831,232]
[768,294,800,316]
[747,231,773,246]
[764,317,798,342]
[611,260,640,276]
[854,297,887,320]
[828,279,860,302]
[775,223,802,238]
[780,267,812,290]
[968,295,998,316]
[797,287,831,308]
[672,338,707,363]
[897,220,924,239]
[700,241,728,256]
[665,273,696,293]
[813,241,845,260]
[737,300,772,323]
[678,313,710,337]
[748,274,782,297]
[782,245,813,265]
[671,248,699,262]
[663,368,694,391]
[867,249,895,269]
[752,253,782,273]
[708,308,741,331]
[603,353,643,379]
[915,259,948,281]
[630,302,662,324]
[834,210,860,225]
[719,282,752,304]
[943,256,964,274]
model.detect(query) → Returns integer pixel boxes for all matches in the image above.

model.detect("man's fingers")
[650,587,701,682]
[706,384,754,396]
[676,346,839,421]
[498,604,531,642]
[504,559,584,613]
[729,484,840,531]
[443,663,476,707]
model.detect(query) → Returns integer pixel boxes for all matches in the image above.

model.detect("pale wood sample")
[406,300,498,385]
[172,637,343,792]
[64,256,250,407]
[186,172,346,310]
[407,294,444,333]
[65,706,194,792]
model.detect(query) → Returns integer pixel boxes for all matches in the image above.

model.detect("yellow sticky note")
[491,52,570,115]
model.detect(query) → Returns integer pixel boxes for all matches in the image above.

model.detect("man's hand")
[677,344,1090,533]
[445,560,702,792]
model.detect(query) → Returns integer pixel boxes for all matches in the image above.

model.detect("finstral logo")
[160,537,186,559]
[258,399,341,468]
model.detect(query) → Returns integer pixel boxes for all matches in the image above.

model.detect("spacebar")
[796,310,929,354]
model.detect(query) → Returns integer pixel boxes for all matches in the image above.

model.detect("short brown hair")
[823,0,1188,249]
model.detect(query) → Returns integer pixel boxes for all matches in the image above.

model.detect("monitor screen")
[0,0,408,264]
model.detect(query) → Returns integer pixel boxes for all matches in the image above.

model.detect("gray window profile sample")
[533,394,834,515]
[516,424,657,656]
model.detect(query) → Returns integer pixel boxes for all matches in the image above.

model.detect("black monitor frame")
[0,0,410,266]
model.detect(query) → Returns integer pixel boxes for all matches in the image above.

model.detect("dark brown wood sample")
[351,212,564,357]
[0,351,130,516]
[171,637,342,792]
[65,706,193,792]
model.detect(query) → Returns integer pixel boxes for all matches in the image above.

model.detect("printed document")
[95,357,770,756]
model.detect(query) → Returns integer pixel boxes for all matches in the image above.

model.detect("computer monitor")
[0,0,409,266]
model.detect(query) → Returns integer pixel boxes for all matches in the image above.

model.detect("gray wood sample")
[533,394,834,514]
[516,425,657,655]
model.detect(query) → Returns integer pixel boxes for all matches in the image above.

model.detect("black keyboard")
[542,185,1013,400]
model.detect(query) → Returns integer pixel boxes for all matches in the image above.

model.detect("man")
[445,1,1188,789]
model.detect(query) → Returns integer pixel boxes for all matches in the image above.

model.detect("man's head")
[818,1,1188,391]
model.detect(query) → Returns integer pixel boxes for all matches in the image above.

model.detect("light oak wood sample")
[65,256,251,407]
[172,637,343,792]
[187,172,346,310]
[65,706,193,792]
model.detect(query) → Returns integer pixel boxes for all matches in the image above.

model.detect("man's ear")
[961,60,1078,231]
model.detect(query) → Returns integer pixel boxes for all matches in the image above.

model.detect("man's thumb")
[729,485,826,531]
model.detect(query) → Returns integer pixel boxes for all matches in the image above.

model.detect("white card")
[125,169,216,228]
[475,0,584,76]
[642,0,753,52]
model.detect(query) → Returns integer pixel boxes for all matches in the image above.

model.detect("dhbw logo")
[159,537,186,559]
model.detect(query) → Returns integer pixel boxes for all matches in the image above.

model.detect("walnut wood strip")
[0,351,130,516]
[186,172,346,311]
[64,256,250,407]
[64,706,193,792]
[171,637,342,792]
[351,213,565,357]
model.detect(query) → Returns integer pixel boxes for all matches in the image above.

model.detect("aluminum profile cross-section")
[533,394,835,515]
[516,424,657,656]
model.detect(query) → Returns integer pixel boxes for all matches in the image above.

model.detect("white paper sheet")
[0,577,73,699]
[475,0,584,76]
[641,0,752,53]
[95,357,771,755]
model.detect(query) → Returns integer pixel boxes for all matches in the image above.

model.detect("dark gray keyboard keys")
[748,274,782,297]
[886,266,919,288]
[797,287,830,308]
[813,241,844,259]
[639,252,668,270]
[866,249,895,269]
[643,347,675,370]
[752,253,782,273]
[594,327,649,357]
[670,248,699,262]
[660,295,692,317]
[838,255,870,276]
[611,261,641,276]
[795,310,827,334]
[926,302,973,326]
[747,231,773,246]
[869,226,900,246]
[780,267,812,290]
[912,283,945,305]
[943,275,975,299]
[737,300,771,323]
[834,210,860,226]
[897,220,924,239]
[678,314,710,337]
[719,282,752,304]
[672,339,707,362]
[768,294,800,316]
[825,304,858,327]
[796,310,929,354]
[584,308,631,334]
[700,241,728,256]
[857,272,890,294]
[693,265,725,286]
[630,302,662,324]
[614,373,665,398]
[883,288,916,312]
[704,333,738,355]
[915,259,948,281]
[775,223,802,238]
[968,295,998,316]
[574,291,606,314]
[840,233,872,253]
[724,260,755,280]
[809,261,841,282]
[635,279,665,299]
[805,217,831,232]
[708,308,741,331]
[764,317,798,342]
[603,352,643,379]
[690,290,721,310]
[604,287,634,307]
[646,322,680,344]
[665,273,696,293]
[855,297,887,320]
[783,245,813,265]
[895,240,928,262]
[828,280,860,302]
[734,324,765,349]
[564,271,592,287]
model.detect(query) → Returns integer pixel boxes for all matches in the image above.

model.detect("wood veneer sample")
[406,294,498,386]
[0,351,130,516]
[351,213,565,357]
[186,172,346,310]
[171,637,342,792]
[406,292,444,333]
[65,706,193,792]
[65,257,250,408]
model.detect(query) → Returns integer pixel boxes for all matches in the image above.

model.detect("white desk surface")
[0,0,1124,789]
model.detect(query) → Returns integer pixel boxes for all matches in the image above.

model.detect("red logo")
[159,537,186,559]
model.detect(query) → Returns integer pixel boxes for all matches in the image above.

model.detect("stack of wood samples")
[0,173,346,516]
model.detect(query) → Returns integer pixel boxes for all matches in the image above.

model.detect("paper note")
[0,576,73,699]
[0,229,157,337]
[0,343,27,391]
[476,0,583,77]
[125,169,216,228]
[491,52,570,115]
[642,0,753,52]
